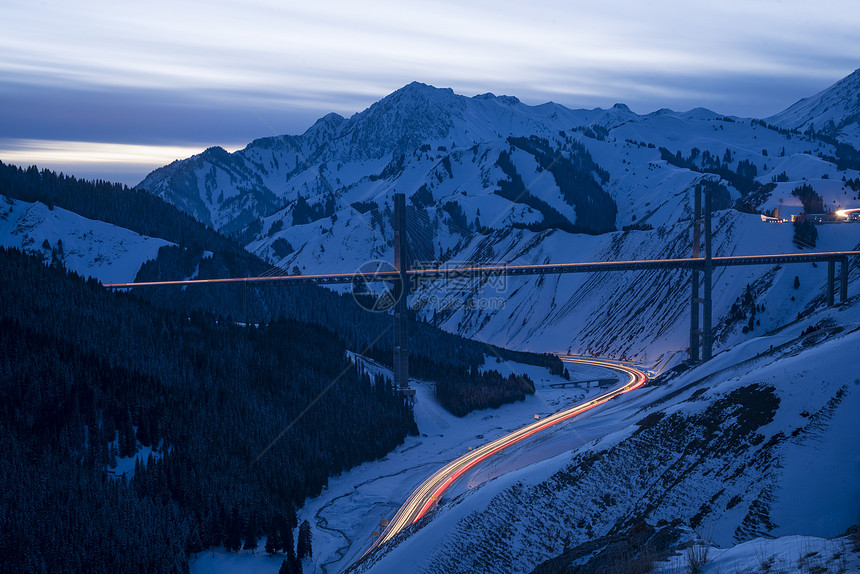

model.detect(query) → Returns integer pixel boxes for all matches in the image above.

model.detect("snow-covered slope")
[653,531,860,574]
[129,73,860,574]
[354,296,860,574]
[138,82,602,232]
[768,68,860,147]
[188,355,624,574]
[138,74,860,365]
[0,194,173,284]
[441,209,860,361]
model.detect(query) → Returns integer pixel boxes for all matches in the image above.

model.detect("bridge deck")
[103,251,860,288]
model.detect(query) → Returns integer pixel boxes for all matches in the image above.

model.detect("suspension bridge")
[105,191,860,394]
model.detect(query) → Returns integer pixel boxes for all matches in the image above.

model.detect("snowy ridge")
[137,73,860,365]
[0,194,172,284]
[768,68,860,147]
[654,531,860,573]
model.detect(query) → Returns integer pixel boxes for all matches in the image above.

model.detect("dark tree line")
[442,200,472,234]
[409,184,434,208]
[133,247,563,415]
[434,364,536,417]
[133,258,561,381]
[793,219,818,248]
[791,183,825,214]
[0,161,259,268]
[364,351,538,417]
[495,150,579,234]
[292,194,337,225]
[726,283,765,334]
[0,160,560,394]
[659,146,763,196]
[508,136,617,234]
[350,199,379,213]
[0,247,414,573]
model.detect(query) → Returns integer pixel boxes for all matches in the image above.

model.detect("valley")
[2,67,860,574]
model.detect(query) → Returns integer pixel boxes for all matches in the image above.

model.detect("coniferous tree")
[135,412,152,447]
[265,533,277,556]
[243,512,259,553]
[297,520,312,559]
[118,408,137,458]
[225,506,242,552]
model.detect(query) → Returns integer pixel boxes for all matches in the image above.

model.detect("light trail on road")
[363,356,648,556]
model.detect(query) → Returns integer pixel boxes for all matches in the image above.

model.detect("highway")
[363,356,649,555]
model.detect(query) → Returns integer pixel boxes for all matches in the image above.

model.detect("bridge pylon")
[393,193,415,398]
[828,257,851,306]
[690,183,714,362]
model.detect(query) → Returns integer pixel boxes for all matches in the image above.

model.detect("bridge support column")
[702,185,714,361]
[690,271,700,362]
[840,257,849,303]
[690,186,702,362]
[393,193,413,397]
[827,260,835,306]
[690,183,713,361]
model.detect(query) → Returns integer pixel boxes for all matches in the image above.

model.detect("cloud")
[3,0,857,105]
[0,138,223,186]
[1,0,858,183]
[0,139,214,166]
[0,81,325,143]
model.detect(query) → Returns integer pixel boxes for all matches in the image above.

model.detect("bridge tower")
[703,186,714,361]
[690,189,701,362]
[690,184,714,362]
[393,193,415,398]
[826,257,851,306]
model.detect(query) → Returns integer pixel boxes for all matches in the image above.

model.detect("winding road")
[362,356,649,556]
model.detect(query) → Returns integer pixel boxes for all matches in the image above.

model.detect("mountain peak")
[200,146,229,160]
[392,81,455,99]
[367,81,461,118]
[319,111,347,124]
[472,92,521,106]
[767,68,860,147]
[334,82,465,160]
[842,67,860,83]
[303,112,347,136]
[588,102,640,129]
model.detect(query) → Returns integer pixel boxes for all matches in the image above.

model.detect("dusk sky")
[1,0,858,185]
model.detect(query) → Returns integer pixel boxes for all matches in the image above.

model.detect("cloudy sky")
[1,0,858,184]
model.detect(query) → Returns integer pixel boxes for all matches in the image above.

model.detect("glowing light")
[0,139,225,166]
[362,356,649,553]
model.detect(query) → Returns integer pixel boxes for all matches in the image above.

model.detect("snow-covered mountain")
[138,74,860,364]
[0,194,172,284]
[139,82,608,233]
[768,68,860,148]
